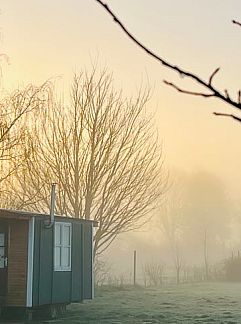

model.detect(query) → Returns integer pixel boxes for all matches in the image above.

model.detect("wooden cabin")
[0,208,97,319]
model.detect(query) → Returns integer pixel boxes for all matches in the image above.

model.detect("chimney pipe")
[45,183,57,228]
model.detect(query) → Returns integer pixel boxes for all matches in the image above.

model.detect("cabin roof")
[0,208,98,226]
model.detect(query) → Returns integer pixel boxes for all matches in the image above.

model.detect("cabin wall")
[82,223,93,300]
[32,218,93,307]
[7,220,28,306]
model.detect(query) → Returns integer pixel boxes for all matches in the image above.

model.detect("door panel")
[0,222,8,304]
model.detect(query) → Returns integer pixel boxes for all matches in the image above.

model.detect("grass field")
[40,282,241,324]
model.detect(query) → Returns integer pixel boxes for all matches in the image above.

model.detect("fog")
[102,169,241,284]
[2,1,241,322]
[2,0,241,286]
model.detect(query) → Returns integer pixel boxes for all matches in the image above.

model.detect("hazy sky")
[2,0,241,271]
[2,1,241,197]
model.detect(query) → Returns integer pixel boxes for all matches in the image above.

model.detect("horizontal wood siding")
[7,220,28,306]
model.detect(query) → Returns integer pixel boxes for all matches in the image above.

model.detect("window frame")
[54,222,72,272]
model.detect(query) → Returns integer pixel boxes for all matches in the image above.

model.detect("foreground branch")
[213,112,241,123]
[232,20,241,28]
[95,0,241,120]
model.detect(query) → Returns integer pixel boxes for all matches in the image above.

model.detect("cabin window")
[54,222,72,271]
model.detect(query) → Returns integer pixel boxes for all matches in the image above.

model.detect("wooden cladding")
[7,220,28,306]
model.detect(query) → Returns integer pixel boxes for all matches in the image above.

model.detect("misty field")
[37,282,241,324]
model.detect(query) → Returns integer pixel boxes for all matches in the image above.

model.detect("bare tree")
[159,190,184,285]
[95,1,241,122]
[142,262,165,287]
[8,69,167,256]
[203,229,209,281]
[160,208,182,285]
[0,83,50,201]
[182,171,230,282]
[94,257,111,287]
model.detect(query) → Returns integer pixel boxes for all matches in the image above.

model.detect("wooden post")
[133,250,137,286]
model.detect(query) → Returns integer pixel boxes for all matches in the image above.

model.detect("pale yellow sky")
[1,0,241,200]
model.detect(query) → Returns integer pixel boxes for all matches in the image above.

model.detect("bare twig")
[232,20,241,27]
[164,81,214,98]
[209,67,220,86]
[213,112,241,123]
[95,0,241,115]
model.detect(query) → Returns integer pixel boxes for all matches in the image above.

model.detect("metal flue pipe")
[50,183,56,225]
[45,183,57,228]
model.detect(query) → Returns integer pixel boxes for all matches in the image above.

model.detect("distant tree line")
[224,253,241,281]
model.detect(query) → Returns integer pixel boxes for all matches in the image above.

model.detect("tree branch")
[163,81,215,98]
[213,112,241,123]
[232,20,241,28]
[95,0,241,116]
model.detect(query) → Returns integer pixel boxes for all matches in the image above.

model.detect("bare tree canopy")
[7,69,167,256]
[160,189,184,285]
[159,170,231,282]
[95,1,241,122]
[0,83,50,196]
